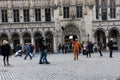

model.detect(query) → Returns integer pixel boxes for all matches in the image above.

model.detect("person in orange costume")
[72,39,81,60]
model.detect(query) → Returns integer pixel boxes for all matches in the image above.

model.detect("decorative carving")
[70,7,76,20]
[87,0,94,9]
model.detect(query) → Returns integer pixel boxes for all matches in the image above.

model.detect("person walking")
[38,37,50,64]
[72,38,81,60]
[107,39,114,58]
[15,44,22,57]
[24,43,32,60]
[30,44,35,57]
[98,41,103,57]
[1,40,11,66]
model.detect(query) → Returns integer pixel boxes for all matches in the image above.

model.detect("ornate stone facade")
[0,0,119,53]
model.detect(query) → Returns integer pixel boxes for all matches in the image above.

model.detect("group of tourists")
[0,40,36,66]
[72,38,114,60]
[0,37,114,66]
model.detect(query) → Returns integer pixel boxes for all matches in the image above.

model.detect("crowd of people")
[0,37,114,66]
[57,38,114,60]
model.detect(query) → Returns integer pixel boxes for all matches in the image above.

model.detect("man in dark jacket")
[38,37,50,64]
[107,39,114,58]
[86,42,91,58]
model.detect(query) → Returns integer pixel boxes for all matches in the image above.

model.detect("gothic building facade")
[0,0,120,52]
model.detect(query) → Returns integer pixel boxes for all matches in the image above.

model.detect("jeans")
[39,50,48,63]
[24,52,32,59]
[110,49,113,57]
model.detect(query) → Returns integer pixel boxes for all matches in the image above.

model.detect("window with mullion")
[35,9,41,21]
[23,9,29,22]
[110,0,116,18]
[1,10,8,22]
[63,7,69,18]
[76,6,83,18]
[101,0,107,20]
[45,8,51,21]
[95,0,99,19]
[13,9,20,22]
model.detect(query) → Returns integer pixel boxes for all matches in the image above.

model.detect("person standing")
[24,43,32,60]
[72,39,81,60]
[1,40,11,66]
[98,41,103,57]
[38,37,50,64]
[107,39,114,58]
[86,42,91,58]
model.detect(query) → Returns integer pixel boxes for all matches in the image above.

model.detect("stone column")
[30,8,34,22]
[106,30,109,51]
[0,8,1,23]
[20,8,23,22]
[31,34,34,45]
[8,35,13,49]
[19,34,24,50]
[41,9,45,22]
[19,36,23,45]
[53,36,57,53]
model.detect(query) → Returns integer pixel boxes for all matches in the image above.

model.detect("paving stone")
[0,51,120,80]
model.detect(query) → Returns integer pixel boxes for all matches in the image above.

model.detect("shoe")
[39,62,44,64]
[46,62,50,64]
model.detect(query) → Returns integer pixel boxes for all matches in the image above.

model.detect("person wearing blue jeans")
[24,43,32,60]
[39,50,49,64]
[38,37,50,64]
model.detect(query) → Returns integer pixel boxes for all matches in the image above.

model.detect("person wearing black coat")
[1,40,11,66]
[98,41,103,57]
[86,42,91,58]
[38,37,50,64]
[107,39,114,58]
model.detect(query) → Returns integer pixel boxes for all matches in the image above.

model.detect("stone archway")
[62,25,80,44]
[23,33,31,44]
[109,29,120,50]
[11,33,20,49]
[45,31,54,53]
[34,32,42,52]
[94,30,106,50]
[0,33,8,44]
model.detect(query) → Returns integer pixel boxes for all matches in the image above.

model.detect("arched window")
[101,0,107,20]
[110,0,116,18]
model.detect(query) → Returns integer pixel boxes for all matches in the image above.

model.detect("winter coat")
[107,40,113,50]
[1,44,11,56]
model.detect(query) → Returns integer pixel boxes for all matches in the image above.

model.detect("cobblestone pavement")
[0,51,120,80]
